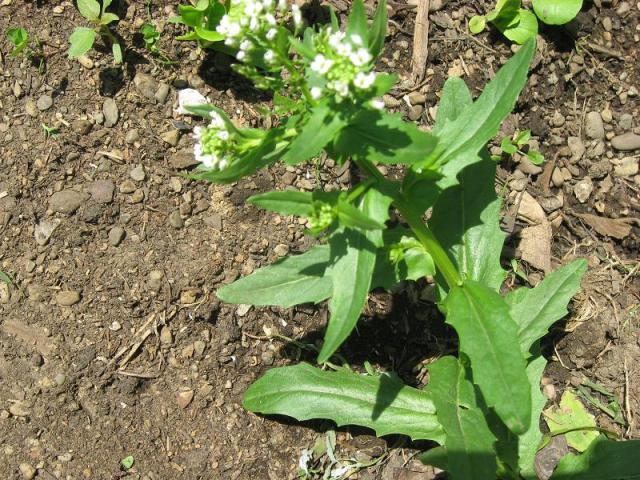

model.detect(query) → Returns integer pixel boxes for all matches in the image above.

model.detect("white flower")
[245,0,264,15]
[370,98,385,110]
[175,89,209,115]
[310,54,333,74]
[265,13,277,25]
[278,0,287,10]
[249,17,259,31]
[330,465,352,478]
[262,0,274,7]
[237,50,246,61]
[217,130,230,140]
[193,126,204,138]
[194,143,218,168]
[219,158,229,169]
[209,112,225,129]
[336,43,353,57]
[328,31,345,49]
[310,86,322,99]
[266,28,278,40]
[225,37,237,47]
[264,49,275,63]
[240,40,252,51]
[332,80,349,97]
[349,47,372,66]
[350,34,363,46]
[354,71,376,89]
[291,4,302,27]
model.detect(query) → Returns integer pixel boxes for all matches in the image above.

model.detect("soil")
[0,0,639,479]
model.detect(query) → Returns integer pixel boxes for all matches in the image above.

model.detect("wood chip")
[574,213,638,240]
[411,0,430,83]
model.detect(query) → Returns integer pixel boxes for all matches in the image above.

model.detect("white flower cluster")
[216,0,302,65]
[193,112,235,170]
[309,30,377,100]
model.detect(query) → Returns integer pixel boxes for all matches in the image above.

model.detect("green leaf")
[7,27,28,56]
[282,105,346,166]
[429,158,506,293]
[68,27,97,58]
[544,390,599,452]
[426,356,498,479]
[337,196,385,231]
[346,0,368,45]
[417,446,449,471]
[551,436,640,480]
[498,9,539,44]
[517,353,548,479]
[99,12,119,24]
[445,281,531,434]
[532,0,583,26]
[486,0,520,22]
[120,455,134,470]
[506,259,587,356]
[501,137,518,154]
[194,26,225,42]
[526,150,545,165]
[515,129,531,145]
[320,226,377,363]
[102,0,113,14]
[77,0,100,21]
[243,363,445,442]
[421,38,535,171]
[469,15,487,34]
[332,109,438,166]
[0,271,12,284]
[369,0,387,58]
[112,41,123,63]
[216,245,332,307]
[248,190,315,217]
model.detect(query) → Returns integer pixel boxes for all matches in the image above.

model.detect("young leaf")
[0,271,12,284]
[501,137,518,155]
[369,0,388,58]
[243,363,445,442]
[550,436,640,480]
[515,129,531,145]
[532,0,583,26]
[216,245,332,307]
[420,38,535,171]
[526,150,545,165]
[248,191,315,217]
[194,26,225,42]
[282,105,346,166]
[331,109,438,166]
[506,259,587,356]
[429,158,506,294]
[112,42,123,64]
[68,27,97,58]
[469,15,487,34]
[434,77,473,135]
[100,12,119,25]
[544,390,599,452]
[319,226,377,363]
[77,0,101,21]
[426,356,498,480]
[346,0,368,44]
[445,281,531,434]
[497,9,539,45]
[7,28,28,56]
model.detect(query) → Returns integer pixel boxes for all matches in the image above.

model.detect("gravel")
[611,132,640,151]
[103,98,119,127]
[49,190,90,214]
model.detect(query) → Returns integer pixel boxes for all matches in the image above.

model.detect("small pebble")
[120,180,136,194]
[130,165,146,182]
[56,290,81,306]
[169,210,183,229]
[160,326,173,345]
[108,226,125,246]
[611,133,640,151]
[161,129,181,147]
[77,55,94,69]
[584,111,605,140]
[19,463,36,480]
[574,177,593,203]
[125,129,140,144]
[103,98,119,128]
[154,83,170,104]
[36,94,53,111]
[614,157,639,177]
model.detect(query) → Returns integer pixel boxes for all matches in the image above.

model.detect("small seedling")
[470,0,583,44]
[140,23,175,65]
[493,129,545,165]
[0,270,12,285]
[42,123,60,139]
[6,27,46,72]
[169,0,227,46]
[68,0,123,64]
[120,455,134,470]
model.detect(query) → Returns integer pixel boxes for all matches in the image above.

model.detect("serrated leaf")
[551,436,640,480]
[421,38,535,172]
[544,390,599,452]
[532,0,583,26]
[369,0,387,58]
[426,356,498,479]
[244,363,445,442]
[320,226,377,363]
[216,245,332,307]
[77,0,100,21]
[445,281,531,434]
[68,27,97,58]
[429,158,506,294]
[248,190,315,217]
[332,109,438,166]
[506,259,587,356]
[282,105,346,166]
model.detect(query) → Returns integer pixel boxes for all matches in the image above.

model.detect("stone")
[130,189,145,203]
[134,73,159,100]
[169,210,183,229]
[49,190,90,214]
[148,270,164,291]
[614,157,639,177]
[130,165,146,182]
[584,111,605,139]
[125,129,139,144]
[203,214,222,230]
[408,105,424,121]
[9,402,29,417]
[19,463,36,479]
[108,226,125,246]
[273,244,289,257]
[34,218,61,245]
[161,129,181,146]
[408,91,427,105]
[77,55,94,69]
[517,156,543,175]
[574,178,593,203]
[619,113,633,131]
[36,94,53,111]
[567,136,585,161]
[103,98,119,127]
[551,168,564,187]
[194,340,206,356]
[176,389,194,409]
[155,83,170,104]
[160,326,173,345]
[86,180,115,204]
[72,119,93,135]
[170,151,199,169]
[611,133,640,151]
[119,180,136,194]
[551,111,565,127]
[56,290,81,306]
[25,99,38,117]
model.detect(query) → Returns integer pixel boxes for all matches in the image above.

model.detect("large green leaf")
[346,0,368,44]
[429,157,506,294]
[244,363,445,442]
[532,0,583,25]
[216,245,332,307]
[77,0,100,21]
[368,0,388,58]
[319,226,377,363]
[433,77,473,136]
[551,436,640,479]
[506,259,587,356]
[248,190,315,217]
[426,356,498,479]
[445,281,531,434]
[331,109,438,166]
[420,38,535,172]
[518,353,548,479]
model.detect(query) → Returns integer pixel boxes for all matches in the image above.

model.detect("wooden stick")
[411,0,430,84]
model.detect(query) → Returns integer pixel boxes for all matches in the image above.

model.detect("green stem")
[355,159,461,289]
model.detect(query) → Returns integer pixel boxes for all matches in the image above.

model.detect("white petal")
[176,89,209,115]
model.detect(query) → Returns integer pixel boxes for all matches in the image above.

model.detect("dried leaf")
[574,213,638,240]
[519,221,552,272]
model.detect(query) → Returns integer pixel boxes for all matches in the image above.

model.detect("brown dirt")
[0,0,638,479]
